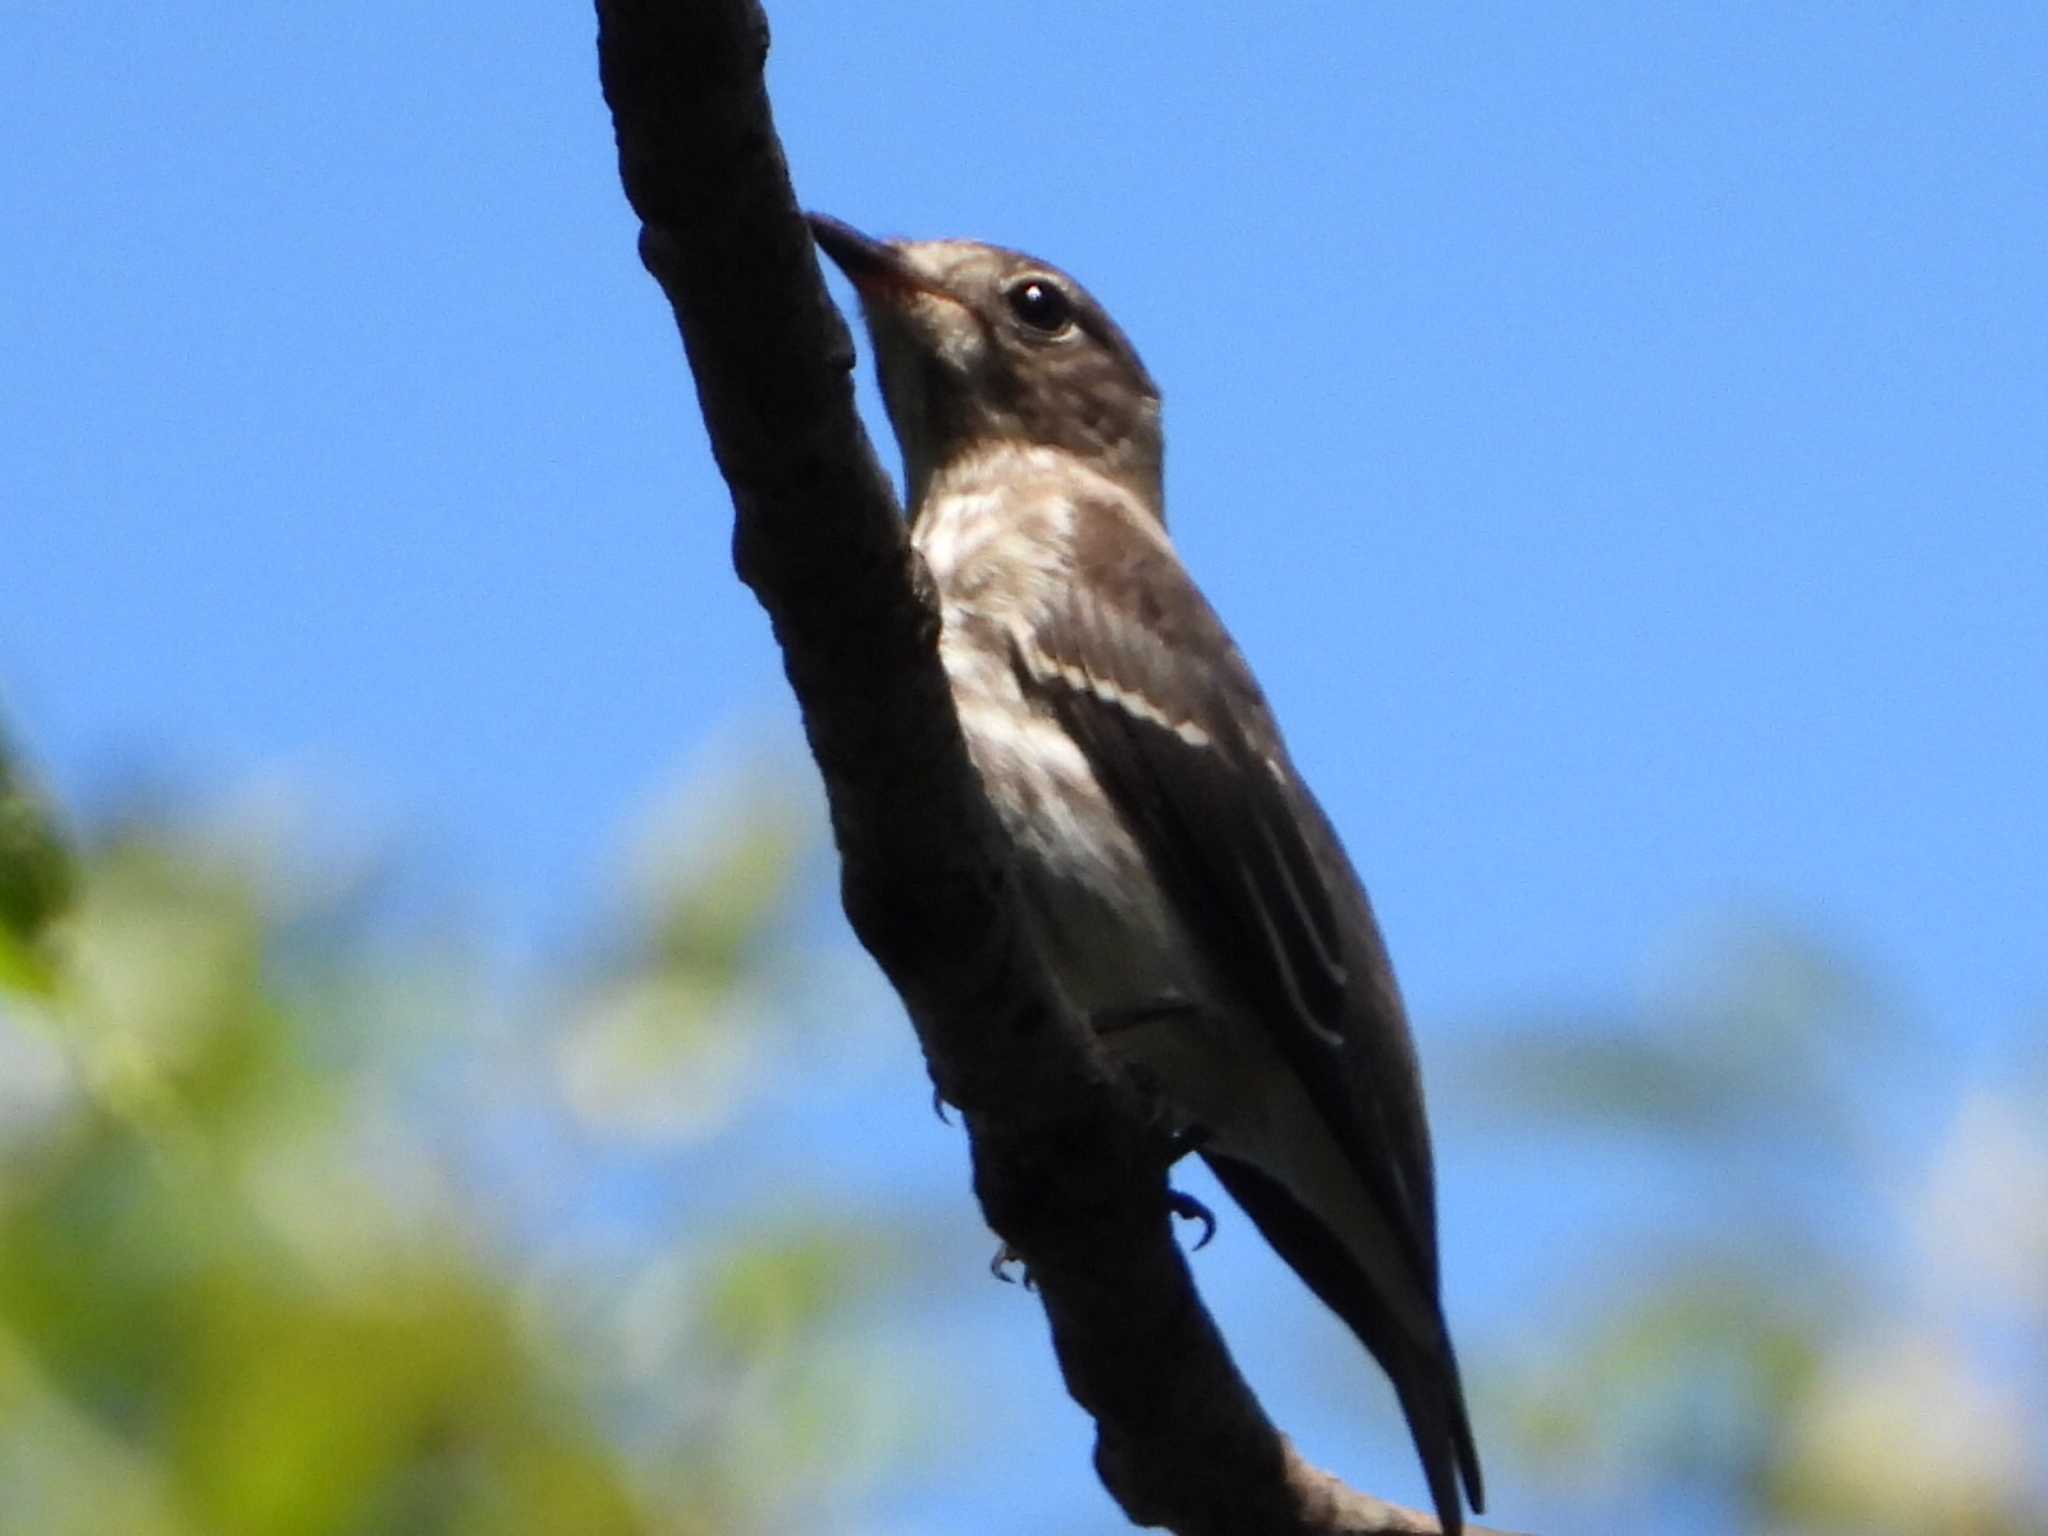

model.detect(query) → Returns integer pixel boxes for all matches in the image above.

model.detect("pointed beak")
[807,213,954,306]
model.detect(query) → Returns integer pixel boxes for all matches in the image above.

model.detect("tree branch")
[591,5,1518,1532]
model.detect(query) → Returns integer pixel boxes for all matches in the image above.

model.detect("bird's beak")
[807,213,955,307]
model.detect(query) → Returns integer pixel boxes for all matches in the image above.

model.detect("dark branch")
[591,5,1519,1532]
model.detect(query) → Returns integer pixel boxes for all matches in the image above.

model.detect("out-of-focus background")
[5,6,2045,1533]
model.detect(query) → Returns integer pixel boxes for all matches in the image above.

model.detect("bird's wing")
[1009,510,1483,1526]
[1008,511,1438,1286]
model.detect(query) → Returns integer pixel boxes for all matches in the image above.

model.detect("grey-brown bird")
[809,213,1483,1535]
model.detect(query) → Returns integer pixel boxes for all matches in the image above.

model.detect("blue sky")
[6,4,2046,1530]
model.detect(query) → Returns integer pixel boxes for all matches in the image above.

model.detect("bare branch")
[590,5,1521,1532]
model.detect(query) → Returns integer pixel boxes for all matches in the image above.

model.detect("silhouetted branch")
[590,5,1519,1531]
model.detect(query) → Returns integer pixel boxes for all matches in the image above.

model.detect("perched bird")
[809,213,1483,1535]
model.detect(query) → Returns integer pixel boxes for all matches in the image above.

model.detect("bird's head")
[808,215,1162,515]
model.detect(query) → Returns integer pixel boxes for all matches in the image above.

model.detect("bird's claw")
[1167,1187,1218,1250]
[989,1243,1036,1289]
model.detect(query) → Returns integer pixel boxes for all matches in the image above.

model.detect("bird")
[808,212,1484,1535]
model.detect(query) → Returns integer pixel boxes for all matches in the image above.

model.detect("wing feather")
[1011,549,1434,1284]
[1005,503,1482,1528]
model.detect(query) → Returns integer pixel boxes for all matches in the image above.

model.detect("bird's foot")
[1166,1187,1218,1250]
[989,1243,1037,1290]
[1113,1060,1201,1150]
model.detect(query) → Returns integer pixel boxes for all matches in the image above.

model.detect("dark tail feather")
[1441,1332,1484,1514]
[1204,1152,1483,1535]
[1387,1333,1483,1536]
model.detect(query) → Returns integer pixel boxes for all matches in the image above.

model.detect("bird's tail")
[1204,1151,1483,1535]
[1387,1329,1483,1536]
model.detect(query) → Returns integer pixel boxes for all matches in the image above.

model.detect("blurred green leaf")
[0,745,930,1535]
[0,726,75,951]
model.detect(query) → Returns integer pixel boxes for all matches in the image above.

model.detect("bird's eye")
[1006,278,1074,335]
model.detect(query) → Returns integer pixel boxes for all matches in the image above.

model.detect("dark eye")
[1006,277,1074,334]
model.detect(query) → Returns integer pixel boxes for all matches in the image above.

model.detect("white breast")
[912,459,1183,1016]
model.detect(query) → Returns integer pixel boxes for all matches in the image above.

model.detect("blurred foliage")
[0,724,74,985]
[0,728,915,1536]
[12,701,2045,1536]
[1462,926,2048,1535]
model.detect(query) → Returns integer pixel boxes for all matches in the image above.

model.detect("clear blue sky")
[6,5,2045,1531]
